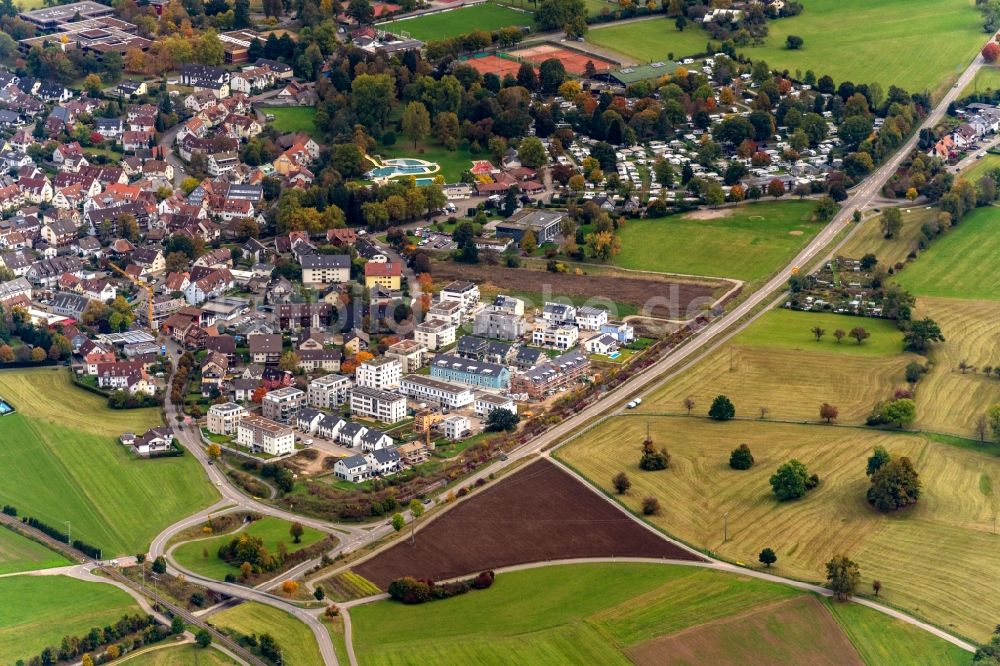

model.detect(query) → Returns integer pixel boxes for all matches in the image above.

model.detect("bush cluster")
[388,571,495,605]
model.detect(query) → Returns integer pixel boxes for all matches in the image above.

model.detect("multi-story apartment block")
[307,374,351,409]
[355,357,402,391]
[350,386,407,424]
[261,386,305,424]
[236,414,294,456]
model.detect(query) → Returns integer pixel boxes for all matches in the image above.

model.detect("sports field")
[557,416,1000,640]
[614,201,820,284]
[350,562,968,665]
[641,309,915,423]
[0,369,218,556]
[893,206,1000,300]
[211,602,322,666]
[173,517,326,580]
[379,4,531,41]
[0,574,141,665]
[463,54,523,78]
[118,644,237,665]
[508,43,615,75]
[0,527,70,575]
[590,0,984,97]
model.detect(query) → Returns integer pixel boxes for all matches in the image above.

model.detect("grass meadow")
[118,644,237,665]
[379,4,531,41]
[0,368,218,556]
[557,415,1000,640]
[0,575,140,665]
[211,602,322,666]
[0,527,70,575]
[589,0,984,97]
[173,517,326,580]
[614,201,820,284]
[262,107,321,139]
[350,562,967,665]
[893,206,1000,301]
[640,308,914,423]
[840,207,936,269]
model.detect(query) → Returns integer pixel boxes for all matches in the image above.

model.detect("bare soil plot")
[432,262,723,319]
[627,596,863,666]
[354,459,701,588]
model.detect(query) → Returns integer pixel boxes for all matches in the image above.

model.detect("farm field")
[0,369,217,556]
[118,644,237,665]
[432,261,723,322]
[378,4,531,41]
[172,517,327,580]
[910,297,1000,437]
[0,527,70,575]
[614,201,820,284]
[840,207,935,269]
[211,602,323,666]
[0,575,141,665]
[961,66,1000,98]
[353,459,700,588]
[893,206,1000,300]
[556,416,1000,640]
[351,562,966,665]
[589,0,984,97]
[262,107,320,139]
[587,17,712,64]
[640,312,916,423]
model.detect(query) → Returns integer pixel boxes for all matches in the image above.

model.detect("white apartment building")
[261,386,305,424]
[399,374,474,409]
[440,414,470,441]
[300,254,350,287]
[575,306,609,331]
[350,386,407,424]
[206,402,247,435]
[532,324,579,350]
[414,320,457,351]
[307,374,351,409]
[355,357,402,391]
[439,280,480,316]
[236,414,294,456]
[425,300,463,327]
[474,393,517,418]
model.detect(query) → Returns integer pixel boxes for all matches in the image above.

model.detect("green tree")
[903,318,944,353]
[279,351,300,372]
[391,513,405,531]
[485,407,520,432]
[867,456,921,512]
[708,395,735,421]
[352,74,395,134]
[538,58,567,93]
[785,35,803,49]
[347,0,374,23]
[729,444,754,470]
[433,112,460,150]
[408,498,425,519]
[233,0,250,27]
[195,630,212,648]
[879,207,902,238]
[151,555,167,574]
[639,438,670,471]
[866,446,891,476]
[314,586,325,600]
[517,136,547,169]
[826,554,860,601]
[879,398,916,428]
[849,327,870,345]
[289,522,304,544]
[401,101,431,149]
[520,229,537,254]
[759,548,777,567]
[769,459,815,501]
[171,616,184,635]
[535,0,587,32]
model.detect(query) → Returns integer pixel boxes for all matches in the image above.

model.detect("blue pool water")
[0,399,13,415]
[390,158,426,166]
[414,177,435,186]
[367,166,397,178]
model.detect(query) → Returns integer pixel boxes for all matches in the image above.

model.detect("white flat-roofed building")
[350,386,407,424]
[532,324,578,350]
[236,414,294,456]
[439,280,480,316]
[355,357,402,391]
[474,393,517,418]
[575,306,609,331]
[399,374,474,409]
[261,386,305,424]
[425,300,463,327]
[207,402,246,435]
[308,374,351,409]
[385,338,425,373]
[300,254,350,287]
[440,414,470,441]
[414,320,456,351]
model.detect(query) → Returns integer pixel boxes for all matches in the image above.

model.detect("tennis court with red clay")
[508,43,615,75]
[463,54,524,78]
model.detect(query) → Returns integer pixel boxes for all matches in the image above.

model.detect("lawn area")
[503,0,611,16]
[119,644,237,665]
[960,153,1000,184]
[587,17,712,64]
[614,201,820,284]
[840,206,936,268]
[961,65,1000,98]
[0,527,70,575]
[211,602,322,666]
[351,562,965,665]
[591,0,985,98]
[640,311,916,423]
[172,517,326,580]
[893,206,1000,300]
[557,416,1000,640]
[0,575,141,665]
[379,3,531,41]
[734,308,905,357]
[375,142,477,183]
[909,297,1000,437]
[0,368,218,556]
[262,106,320,139]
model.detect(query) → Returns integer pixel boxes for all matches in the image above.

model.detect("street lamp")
[723,512,729,543]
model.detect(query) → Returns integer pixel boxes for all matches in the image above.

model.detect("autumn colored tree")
[819,403,839,423]
[207,444,221,459]
[767,178,786,198]
[282,580,299,596]
[251,387,267,403]
[984,42,1000,63]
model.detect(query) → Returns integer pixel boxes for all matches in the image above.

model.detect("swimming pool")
[414,177,436,186]
[0,399,14,415]
[365,156,440,180]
